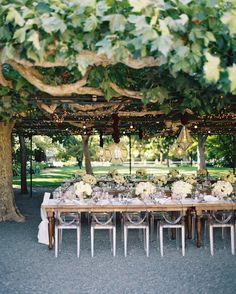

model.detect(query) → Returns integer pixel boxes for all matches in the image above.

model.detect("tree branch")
[5,50,159,69]
[109,82,142,99]
[6,60,145,100]
[8,60,89,97]
[0,65,12,88]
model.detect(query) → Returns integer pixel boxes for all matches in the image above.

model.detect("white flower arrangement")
[73,181,92,200]
[135,181,156,198]
[222,172,236,184]
[82,174,97,185]
[171,180,193,199]
[153,175,167,186]
[212,181,233,199]
[75,170,86,177]
[168,168,179,178]
[197,169,208,177]
[113,174,126,185]
[136,168,147,177]
[183,174,197,185]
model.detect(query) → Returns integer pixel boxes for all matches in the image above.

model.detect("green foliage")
[205,135,235,167]
[0,0,235,120]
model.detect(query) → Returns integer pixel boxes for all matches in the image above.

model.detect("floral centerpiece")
[168,168,180,178]
[222,172,236,184]
[82,174,97,185]
[212,180,233,199]
[135,181,156,199]
[183,174,197,185]
[113,174,126,185]
[136,168,147,178]
[73,181,92,200]
[75,170,86,177]
[171,180,193,199]
[153,175,167,186]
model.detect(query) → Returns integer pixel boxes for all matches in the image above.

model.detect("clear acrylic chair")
[123,212,149,257]
[54,211,81,258]
[150,212,163,241]
[90,212,116,257]
[159,210,186,257]
[209,210,235,256]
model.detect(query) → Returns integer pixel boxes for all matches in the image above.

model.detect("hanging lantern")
[108,143,128,164]
[176,126,193,151]
[170,143,187,158]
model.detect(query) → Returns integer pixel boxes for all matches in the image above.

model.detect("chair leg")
[150,215,154,241]
[181,226,185,257]
[230,226,235,255]
[192,216,195,240]
[55,227,58,257]
[121,216,124,241]
[77,226,80,258]
[209,226,214,256]
[160,226,164,257]
[124,226,127,257]
[156,221,160,251]
[146,227,149,257]
[176,228,179,250]
[143,228,146,251]
[59,228,63,248]
[113,227,116,257]
[91,227,94,257]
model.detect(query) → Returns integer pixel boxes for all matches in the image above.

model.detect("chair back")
[56,211,80,226]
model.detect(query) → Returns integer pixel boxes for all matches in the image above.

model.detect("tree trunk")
[0,122,25,222]
[232,136,236,174]
[82,135,93,174]
[19,134,28,194]
[197,134,207,170]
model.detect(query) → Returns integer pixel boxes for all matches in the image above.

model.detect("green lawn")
[13,164,233,188]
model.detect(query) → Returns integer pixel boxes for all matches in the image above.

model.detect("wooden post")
[129,134,132,175]
[82,135,93,174]
[232,136,236,174]
[29,135,33,198]
[19,134,28,194]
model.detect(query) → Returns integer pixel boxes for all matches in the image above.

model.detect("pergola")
[13,94,236,136]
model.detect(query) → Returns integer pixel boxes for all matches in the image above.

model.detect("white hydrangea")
[212,181,233,199]
[135,181,156,198]
[74,181,92,199]
[171,180,192,198]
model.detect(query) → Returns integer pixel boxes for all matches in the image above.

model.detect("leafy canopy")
[0,0,236,120]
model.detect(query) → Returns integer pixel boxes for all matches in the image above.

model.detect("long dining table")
[41,197,236,250]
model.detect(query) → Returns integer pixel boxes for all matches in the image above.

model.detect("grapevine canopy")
[0,0,235,135]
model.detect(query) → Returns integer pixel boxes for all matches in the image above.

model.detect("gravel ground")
[0,189,235,294]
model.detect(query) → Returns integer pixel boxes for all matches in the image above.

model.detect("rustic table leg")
[187,209,192,239]
[196,214,201,248]
[48,213,54,250]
